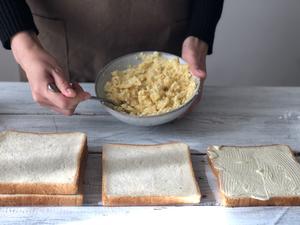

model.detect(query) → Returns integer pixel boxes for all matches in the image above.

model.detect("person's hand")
[11,31,90,115]
[181,36,208,115]
[182,36,208,79]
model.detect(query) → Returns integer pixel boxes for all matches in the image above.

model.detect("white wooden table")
[1,82,300,225]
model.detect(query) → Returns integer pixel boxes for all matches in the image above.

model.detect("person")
[0,0,223,115]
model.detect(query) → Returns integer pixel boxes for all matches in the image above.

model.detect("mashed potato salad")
[104,52,197,116]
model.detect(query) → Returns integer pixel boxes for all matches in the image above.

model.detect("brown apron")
[25,0,190,82]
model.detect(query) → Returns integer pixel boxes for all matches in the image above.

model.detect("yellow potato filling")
[104,52,197,116]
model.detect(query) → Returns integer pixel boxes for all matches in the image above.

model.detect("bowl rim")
[94,51,201,118]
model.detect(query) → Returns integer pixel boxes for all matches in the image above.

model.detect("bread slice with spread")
[208,145,300,207]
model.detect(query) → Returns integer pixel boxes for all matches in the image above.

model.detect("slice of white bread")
[0,193,83,206]
[207,145,300,207]
[102,142,201,206]
[0,131,87,195]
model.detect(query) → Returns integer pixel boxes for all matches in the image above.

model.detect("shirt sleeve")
[187,0,224,54]
[0,0,38,49]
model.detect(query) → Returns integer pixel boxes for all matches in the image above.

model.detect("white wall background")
[207,0,300,86]
[1,0,300,86]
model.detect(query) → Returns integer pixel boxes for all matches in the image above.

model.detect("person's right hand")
[11,31,90,115]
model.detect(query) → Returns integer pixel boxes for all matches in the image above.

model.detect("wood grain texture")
[1,83,300,153]
[0,205,300,225]
[1,82,300,224]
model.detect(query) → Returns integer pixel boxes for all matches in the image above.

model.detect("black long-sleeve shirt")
[0,0,223,54]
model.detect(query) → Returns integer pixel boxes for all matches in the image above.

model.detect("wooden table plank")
[1,114,300,153]
[1,83,300,153]
[2,82,300,224]
[1,82,300,116]
[0,206,300,225]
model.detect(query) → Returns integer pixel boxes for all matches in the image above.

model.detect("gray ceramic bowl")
[95,51,201,126]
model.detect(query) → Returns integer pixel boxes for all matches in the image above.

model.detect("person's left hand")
[182,36,208,79]
[181,36,208,114]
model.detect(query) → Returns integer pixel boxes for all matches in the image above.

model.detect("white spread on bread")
[208,145,300,200]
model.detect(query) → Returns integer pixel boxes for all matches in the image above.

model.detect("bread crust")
[0,194,83,206]
[102,142,201,206]
[207,144,300,207]
[103,195,200,206]
[0,131,87,195]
